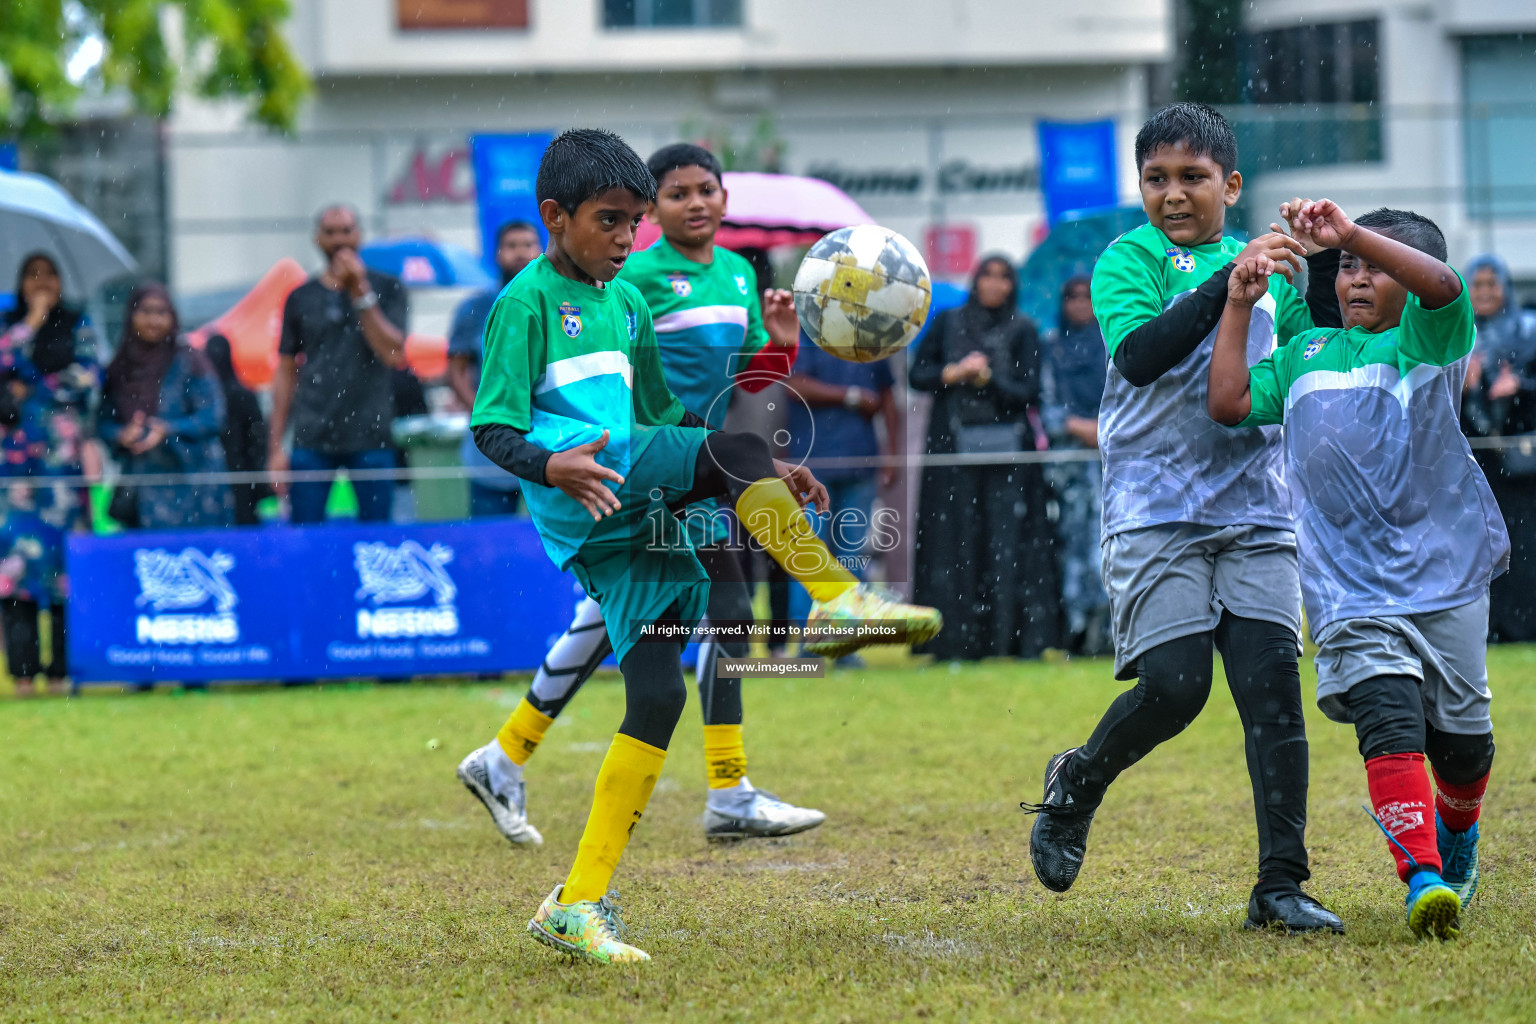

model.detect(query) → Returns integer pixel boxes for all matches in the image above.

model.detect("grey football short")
[1313,591,1492,734]
[1102,522,1303,680]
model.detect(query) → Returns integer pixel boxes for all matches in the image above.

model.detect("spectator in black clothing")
[1462,252,1536,641]
[204,334,269,526]
[269,204,408,524]
[909,255,1058,659]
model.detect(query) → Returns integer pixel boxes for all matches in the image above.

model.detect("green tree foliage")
[0,0,310,134]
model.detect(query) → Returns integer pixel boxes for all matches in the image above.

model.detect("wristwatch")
[843,385,866,410]
[352,290,379,312]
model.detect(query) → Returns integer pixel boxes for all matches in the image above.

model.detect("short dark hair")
[1135,102,1238,178]
[536,129,656,215]
[647,143,724,186]
[1353,207,1448,262]
[314,203,360,229]
[496,219,539,244]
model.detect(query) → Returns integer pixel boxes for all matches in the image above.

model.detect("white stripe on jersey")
[535,350,634,395]
[1285,360,1444,414]
[653,305,749,334]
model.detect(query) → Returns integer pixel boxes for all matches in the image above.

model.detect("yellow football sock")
[702,723,747,789]
[736,478,856,602]
[563,733,668,905]
[496,698,553,767]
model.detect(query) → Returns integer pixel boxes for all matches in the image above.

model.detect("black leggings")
[1344,674,1495,785]
[527,548,748,730]
[617,601,690,750]
[2,598,67,680]
[678,431,777,508]
[1068,612,1311,889]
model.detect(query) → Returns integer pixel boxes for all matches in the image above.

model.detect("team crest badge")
[1303,338,1326,360]
[1166,247,1197,273]
[667,273,692,297]
[558,302,582,338]
[734,274,749,295]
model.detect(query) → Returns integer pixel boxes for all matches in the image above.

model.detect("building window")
[1235,18,1381,173]
[398,0,528,31]
[1464,35,1536,220]
[604,0,742,29]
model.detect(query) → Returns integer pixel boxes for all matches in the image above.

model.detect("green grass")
[2,649,1535,1023]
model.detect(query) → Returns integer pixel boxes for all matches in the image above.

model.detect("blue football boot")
[1405,869,1460,941]
[1436,812,1480,909]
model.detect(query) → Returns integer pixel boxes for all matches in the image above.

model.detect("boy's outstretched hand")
[1235,231,1305,281]
[762,289,801,348]
[1293,200,1357,251]
[774,458,830,514]
[1273,197,1325,255]
[547,430,626,521]
[1228,256,1276,307]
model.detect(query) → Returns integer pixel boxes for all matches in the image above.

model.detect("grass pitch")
[2,649,1534,1023]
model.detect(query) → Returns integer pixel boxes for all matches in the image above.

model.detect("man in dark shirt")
[446,219,542,517]
[269,204,408,523]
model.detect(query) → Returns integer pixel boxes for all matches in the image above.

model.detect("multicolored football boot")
[1405,870,1461,941]
[527,885,650,964]
[802,584,942,658]
[1436,812,1480,908]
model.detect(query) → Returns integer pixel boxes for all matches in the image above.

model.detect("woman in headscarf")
[97,283,231,531]
[204,334,269,526]
[1462,253,1536,641]
[0,252,100,692]
[909,254,1059,660]
[1041,275,1110,655]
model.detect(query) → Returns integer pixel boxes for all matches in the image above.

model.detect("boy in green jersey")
[1024,103,1345,933]
[470,129,940,963]
[1210,202,1507,940]
[459,143,826,848]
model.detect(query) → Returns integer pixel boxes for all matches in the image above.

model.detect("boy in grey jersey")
[1023,103,1344,934]
[1210,202,1506,941]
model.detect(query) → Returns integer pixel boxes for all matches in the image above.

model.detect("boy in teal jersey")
[468,129,940,964]
[1024,102,1345,934]
[459,143,829,848]
[1210,202,1508,940]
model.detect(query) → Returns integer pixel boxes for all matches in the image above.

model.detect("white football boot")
[702,778,826,841]
[457,741,543,845]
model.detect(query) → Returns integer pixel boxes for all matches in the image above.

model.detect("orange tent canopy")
[185,259,447,389]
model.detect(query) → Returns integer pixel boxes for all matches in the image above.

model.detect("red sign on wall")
[398,0,528,30]
[925,224,977,277]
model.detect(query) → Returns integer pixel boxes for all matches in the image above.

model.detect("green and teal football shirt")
[1093,222,1314,537]
[618,236,773,427]
[1239,278,1509,631]
[472,255,689,570]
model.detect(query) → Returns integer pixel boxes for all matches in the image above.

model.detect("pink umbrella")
[635,171,872,251]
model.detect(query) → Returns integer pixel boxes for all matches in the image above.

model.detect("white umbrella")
[1,168,137,298]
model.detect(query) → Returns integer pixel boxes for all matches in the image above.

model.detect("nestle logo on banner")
[353,541,460,639]
[133,548,240,644]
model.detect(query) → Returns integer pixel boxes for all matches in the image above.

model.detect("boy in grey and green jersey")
[1211,202,1505,941]
[1024,102,1344,936]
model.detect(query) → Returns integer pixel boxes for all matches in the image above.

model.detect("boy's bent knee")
[1346,674,1426,760]
[1426,727,1494,785]
[1135,632,1215,729]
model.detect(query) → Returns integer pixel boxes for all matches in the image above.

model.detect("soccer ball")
[793,225,932,363]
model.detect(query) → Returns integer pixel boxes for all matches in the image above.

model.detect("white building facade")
[166,0,1171,296]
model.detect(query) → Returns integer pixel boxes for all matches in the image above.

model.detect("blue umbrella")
[359,237,496,289]
[1,168,137,298]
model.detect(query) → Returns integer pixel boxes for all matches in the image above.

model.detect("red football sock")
[1432,768,1489,833]
[1365,753,1441,882]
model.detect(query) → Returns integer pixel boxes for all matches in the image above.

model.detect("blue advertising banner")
[0,142,17,171]
[67,519,586,683]
[470,132,552,272]
[1037,120,1118,224]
